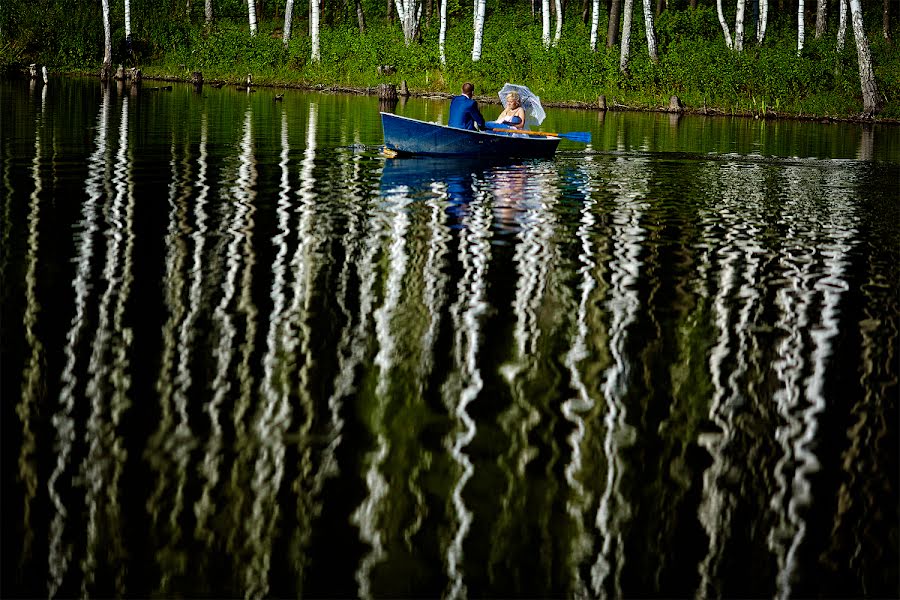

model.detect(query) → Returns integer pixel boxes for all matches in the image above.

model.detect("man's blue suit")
[448,95,486,131]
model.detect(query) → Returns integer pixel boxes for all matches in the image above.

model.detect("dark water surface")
[2,77,898,598]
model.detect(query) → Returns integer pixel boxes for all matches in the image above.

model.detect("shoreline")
[17,67,900,126]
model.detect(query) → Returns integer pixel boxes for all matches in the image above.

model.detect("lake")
[1,76,898,598]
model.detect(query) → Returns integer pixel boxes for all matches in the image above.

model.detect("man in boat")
[448,82,486,132]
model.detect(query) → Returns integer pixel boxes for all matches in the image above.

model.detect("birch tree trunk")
[837,0,848,50]
[439,0,448,64]
[283,0,294,45]
[101,0,112,71]
[884,0,890,41]
[797,0,805,52]
[554,0,563,45]
[124,0,132,42]
[717,0,733,48]
[248,0,258,34]
[815,0,827,37]
[619,0,633,72]
[205,0,214,24]
[357,0,367,32]
[542,0,551,47]
[472,0,486,59]
[757,0,768,43]
[396,0,423,46]
[848,0,882,114]
[607,0,621,47]
[311,0,321,61]
[590,0,601,50]
[642,0,658,61]
[734,0,746,50]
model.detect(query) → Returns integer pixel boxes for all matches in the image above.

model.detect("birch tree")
[356,0,366,33]
[815,0,827,37]
[734,0,746,49]
[205,0,213,24]
[716,0,733,48]
[619,0,634,71]
[797,0,805,52]
[837,0,848,50]
[472,0,486,59]
[554,0,563,45]
[542,0,551,48]
[757,0,768,44]
[101,0,112,74]
[283,0,294,45]
[311,0,321,61]
[124,0,132,46]
[590,0,601,50]
[396,0,423,46]
[439,0,448,64]
[248,0,258,35]
[642,0,658,61]
[848,0,882,115]
[607,0,621,48]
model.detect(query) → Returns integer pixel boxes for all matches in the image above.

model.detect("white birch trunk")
[396,0,423,46]
[590,0,601,50]
[619,0,633,72]
[439,0,448,64]
[283,0,294,45]
[124,0,132,40]
[542,0,551,48]
[642,0,658,61]
[848,0,882,114]
[248,0,258,35]
[837,0,848,50]
[205,0,214,24]
[757,0,768,43]
[716,0,733,48]
[815,0,827,37]
[311,0,320,61]
[472,0,486,59]
[101,0,112,68]
[797,0,805,52]
[554,0,563,45]
[734,0,745,50]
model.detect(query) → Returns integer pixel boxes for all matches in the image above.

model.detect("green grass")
[2,2,897,119]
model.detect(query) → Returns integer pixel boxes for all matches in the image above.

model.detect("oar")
[485,122,592,143]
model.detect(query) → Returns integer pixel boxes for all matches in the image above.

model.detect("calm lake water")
[2,76,898,598]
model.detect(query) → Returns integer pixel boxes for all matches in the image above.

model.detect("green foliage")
[1,0,897,118]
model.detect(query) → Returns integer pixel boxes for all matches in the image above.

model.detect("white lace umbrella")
[498,83,546,128]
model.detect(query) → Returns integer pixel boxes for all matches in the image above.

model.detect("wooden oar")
[486,123,592,143]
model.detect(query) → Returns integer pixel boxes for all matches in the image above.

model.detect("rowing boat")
[381,112,561,158]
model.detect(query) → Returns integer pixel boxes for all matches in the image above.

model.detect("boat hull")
[381,112,560,158]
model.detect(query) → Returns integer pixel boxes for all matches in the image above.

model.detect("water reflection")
[590,159,645,598]
[80,91,134,597]
[768,167,857,599]
[48,84,111,599]
[443,186,492,600]
[696,161,769,599]
[1,78,897,600]
[18,78,48,575]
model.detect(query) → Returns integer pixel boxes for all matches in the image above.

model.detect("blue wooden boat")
[381,112,561,158]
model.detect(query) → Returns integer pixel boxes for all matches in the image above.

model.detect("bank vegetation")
[1,0,897,119]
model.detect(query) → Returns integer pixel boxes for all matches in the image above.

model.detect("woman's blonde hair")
[506,91,521,106]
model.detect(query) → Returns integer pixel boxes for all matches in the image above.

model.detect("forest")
[1,0,897,118]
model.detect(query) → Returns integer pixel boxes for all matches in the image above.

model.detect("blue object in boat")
[381,112,560,158]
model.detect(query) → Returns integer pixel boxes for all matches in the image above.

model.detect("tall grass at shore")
[2,2,897,118]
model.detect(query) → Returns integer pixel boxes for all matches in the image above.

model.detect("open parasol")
[498,83,546,129]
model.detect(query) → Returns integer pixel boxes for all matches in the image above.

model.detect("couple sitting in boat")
[448,82,525,135]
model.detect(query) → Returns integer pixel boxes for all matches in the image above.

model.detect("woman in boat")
[496,92,527,133]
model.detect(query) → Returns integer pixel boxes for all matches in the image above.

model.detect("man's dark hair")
[462,82,475,96]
